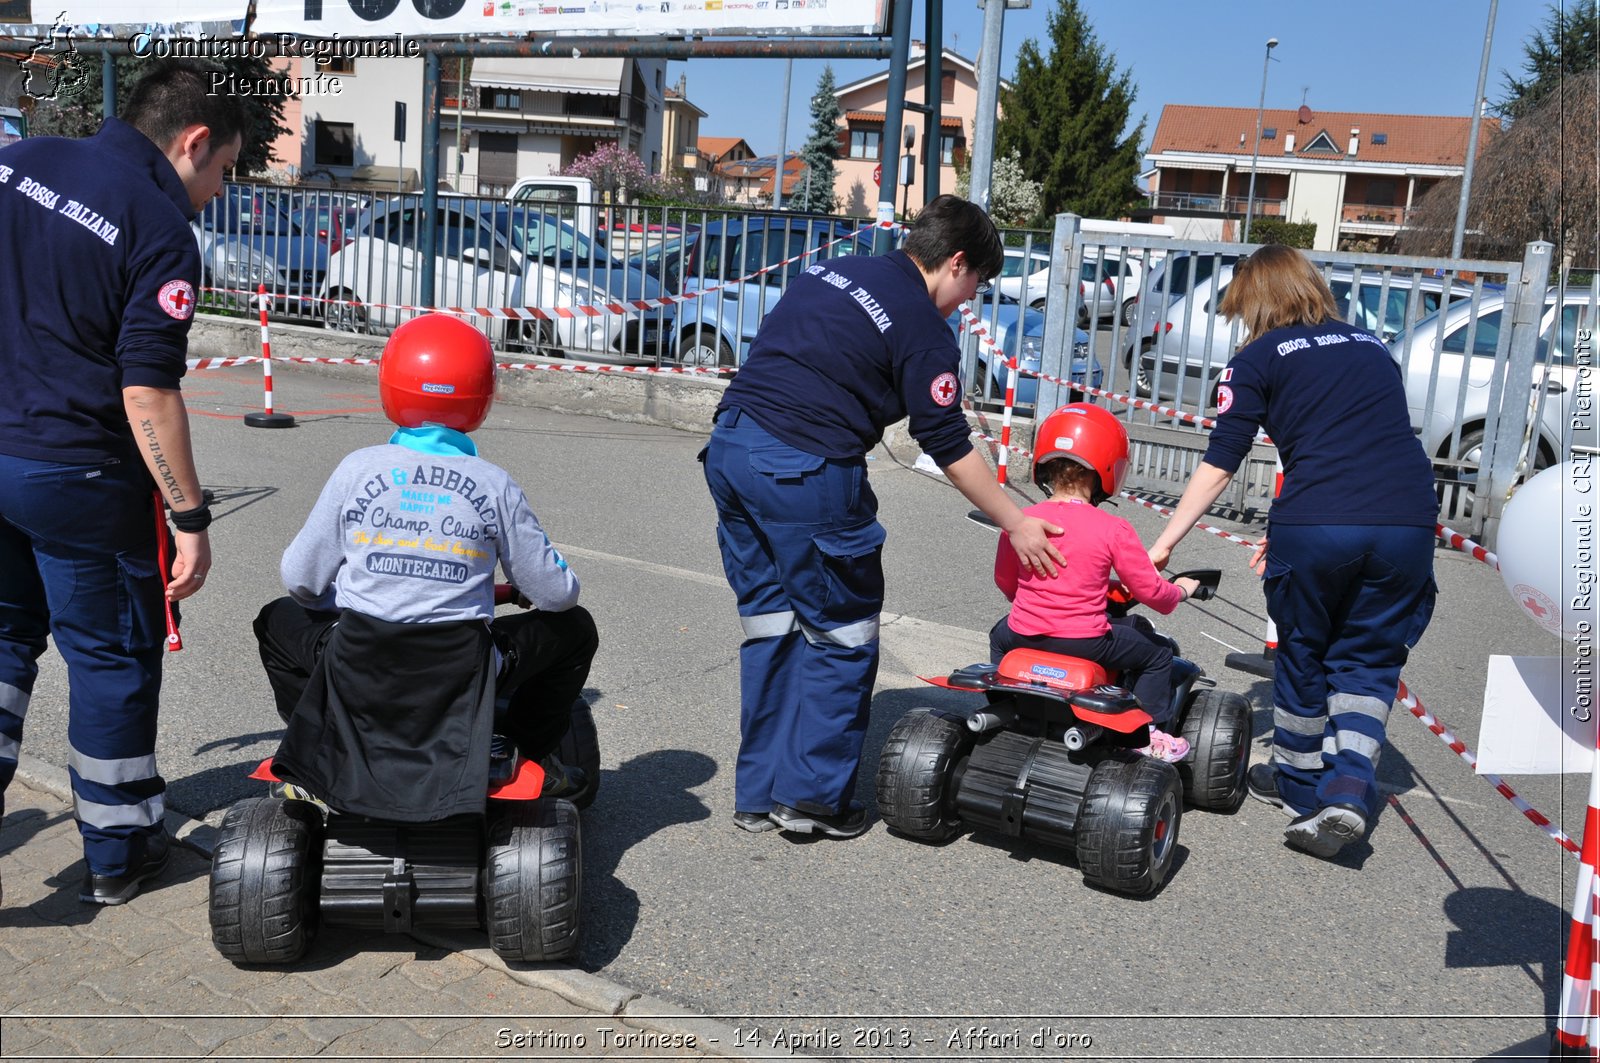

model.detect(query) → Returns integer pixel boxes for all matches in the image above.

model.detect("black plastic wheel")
[484,800,582,962]
[875,708,973,842]
[208,797,321,964]
[1176,688,1252,812]
[556,699,601,810]
[1075,755,1182,896]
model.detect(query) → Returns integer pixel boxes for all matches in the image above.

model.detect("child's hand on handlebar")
[1174,576,1201,601]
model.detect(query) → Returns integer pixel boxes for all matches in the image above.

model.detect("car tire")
[876,708,972,843]
[1121,300,1138,327]
[1075,754,1182,896]
[1126,342,1155,398]
[1175,688,1251,812]
[556,699,601,811]
[484,800,582,963]
[323,289,368,334]
[208,797,321,965]
[678,328,734,369]
[1437,427,1552,521]
[1029,298,1048,313]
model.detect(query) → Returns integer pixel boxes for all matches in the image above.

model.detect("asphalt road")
[12,358,1578,1060]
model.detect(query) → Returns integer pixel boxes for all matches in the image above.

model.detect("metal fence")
[194,181,879,368]
[193,186,1594,542]
[1020,216,1596,540]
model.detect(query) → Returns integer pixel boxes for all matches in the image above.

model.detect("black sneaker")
[1246,762,1290,814]
[733,810,779,833]
[488,734,517,787]
[768,802,870,838]
[538,754,588,800]
[81,832,171,906]
[1284,803,1368,859]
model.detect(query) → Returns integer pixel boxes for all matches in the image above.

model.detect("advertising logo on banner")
[250,0,888,38]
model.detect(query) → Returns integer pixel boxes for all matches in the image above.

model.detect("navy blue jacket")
[718,250,975,467]
[1204,319,1438,527]
[0,118,200,464]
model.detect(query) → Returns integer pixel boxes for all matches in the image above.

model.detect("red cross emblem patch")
[1216,384,1234,414]
[158,280,196,321]
[930,371,959,407]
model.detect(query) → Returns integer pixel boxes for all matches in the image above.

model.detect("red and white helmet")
[1032,402,1129,503]
[379,314,497,433]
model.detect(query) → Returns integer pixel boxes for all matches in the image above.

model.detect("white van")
[506,176,596,239]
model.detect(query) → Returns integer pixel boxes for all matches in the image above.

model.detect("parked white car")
[1390,286,1598,494]
[996,246,1115,325]
[318,197,671,360]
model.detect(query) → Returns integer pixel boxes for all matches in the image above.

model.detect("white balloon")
[1498,460,1599,642]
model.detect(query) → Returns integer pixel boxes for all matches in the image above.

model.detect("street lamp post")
[1241,37,1278,244]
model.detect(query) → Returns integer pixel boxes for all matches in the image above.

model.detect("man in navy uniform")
[0,60,245,904]
[701,195,1066,838]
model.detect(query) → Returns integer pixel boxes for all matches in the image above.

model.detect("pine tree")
[28,55,290,176]
[993,0,1144,224]
[1497,0,1598,119]
[790,65,843,214]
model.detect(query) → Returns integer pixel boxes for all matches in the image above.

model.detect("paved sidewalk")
[0,759,755,1062]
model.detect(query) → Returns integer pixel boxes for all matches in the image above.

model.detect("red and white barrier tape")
[1397,680,1579,858]
[1435,523,1499,570]
[1115,490,1263,549]
[187,356,264,370]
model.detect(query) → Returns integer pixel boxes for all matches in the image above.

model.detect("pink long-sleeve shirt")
[995,498,1185,638]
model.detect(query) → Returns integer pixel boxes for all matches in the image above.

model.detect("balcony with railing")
[1340,203,1412,228]
[1147,190,1285,217]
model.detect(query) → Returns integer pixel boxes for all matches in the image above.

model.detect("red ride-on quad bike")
[207,587,598,966]
[875,568,1251,896]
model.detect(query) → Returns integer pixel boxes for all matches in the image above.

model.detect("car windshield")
[495,208,611,265]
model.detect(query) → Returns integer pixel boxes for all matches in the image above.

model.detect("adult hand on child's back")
[1148,543,1172,571]
[1009,515,1065,578]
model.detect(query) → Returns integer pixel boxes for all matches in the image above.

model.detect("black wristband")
[170,501,213,533]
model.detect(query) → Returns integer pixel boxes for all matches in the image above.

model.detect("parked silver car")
[1390,286,1598,494]
[1128,261,1468,402]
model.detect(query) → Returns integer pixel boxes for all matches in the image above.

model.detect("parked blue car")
[194,185,329,313]
[955,297,1102,408]
[631,215,875,367]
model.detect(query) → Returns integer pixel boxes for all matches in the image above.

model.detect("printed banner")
[251,0,889,38]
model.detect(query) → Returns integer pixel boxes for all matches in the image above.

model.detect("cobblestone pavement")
[0,765,753,1062]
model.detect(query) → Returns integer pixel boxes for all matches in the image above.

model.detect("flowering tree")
[561,142,654,202]
[956,149,1043,228]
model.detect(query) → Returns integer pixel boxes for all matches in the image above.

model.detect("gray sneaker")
[1284,803,1367,858]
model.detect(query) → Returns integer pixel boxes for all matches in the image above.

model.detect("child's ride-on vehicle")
[208,589,601,967]
[875,569,1250,896]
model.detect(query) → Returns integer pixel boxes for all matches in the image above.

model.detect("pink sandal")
[1141,728,1191,763]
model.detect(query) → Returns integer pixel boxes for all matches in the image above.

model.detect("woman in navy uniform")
[1149,245,1438,859]
[701,195,1065,838]
[0,61,245,904]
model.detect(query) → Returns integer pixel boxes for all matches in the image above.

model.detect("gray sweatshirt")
[281,442,578,623]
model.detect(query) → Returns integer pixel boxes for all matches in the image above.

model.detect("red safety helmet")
[379,314,497,432]
[1032,402,1129,503]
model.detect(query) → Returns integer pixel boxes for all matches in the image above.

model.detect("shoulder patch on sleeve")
[157,279,196,320]
[930,371,959,407]
[1216,384,1234,414]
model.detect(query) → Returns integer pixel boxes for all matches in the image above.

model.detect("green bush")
[1247,218,1316,248]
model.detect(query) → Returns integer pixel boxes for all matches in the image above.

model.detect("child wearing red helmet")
[990,403,1201,762]
[252,314,597,816]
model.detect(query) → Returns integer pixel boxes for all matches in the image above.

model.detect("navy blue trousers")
[701,408,884,817]
[0,452,169,877]
[1263,522,1436,818]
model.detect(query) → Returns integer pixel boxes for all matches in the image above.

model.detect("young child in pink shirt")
[990,404,1201,762]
